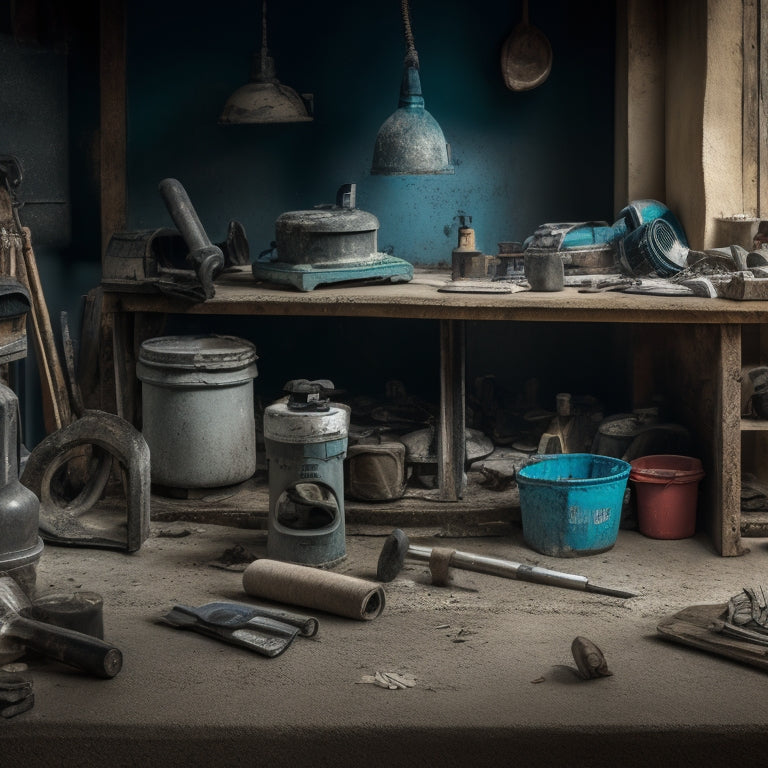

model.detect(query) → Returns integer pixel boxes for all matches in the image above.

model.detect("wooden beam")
[743,0,759,216]
[437,319,465,502]
[613,0,666,216]
[760,0,768,215]
[99,0,127,260]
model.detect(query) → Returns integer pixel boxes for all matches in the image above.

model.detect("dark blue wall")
[2,0,618,443]
[124,0,619,413]
[126,0,616,261]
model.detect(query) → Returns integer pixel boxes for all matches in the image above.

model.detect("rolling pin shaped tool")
[376,529,635,598]
[0,576,122,678]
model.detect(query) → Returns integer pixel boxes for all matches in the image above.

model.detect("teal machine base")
[251,255,414,292]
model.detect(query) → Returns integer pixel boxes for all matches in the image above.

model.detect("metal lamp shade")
[371,65,453,175]
[220,54,313,124]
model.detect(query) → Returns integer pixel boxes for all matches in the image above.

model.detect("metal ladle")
[500,0,552,91]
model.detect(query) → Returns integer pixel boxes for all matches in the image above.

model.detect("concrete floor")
[2,521,768,767]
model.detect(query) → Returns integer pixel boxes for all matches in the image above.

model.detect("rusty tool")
[21,410,151,552]
[376,528,635,598]
[158,178,224,300]
[0,576,122,678]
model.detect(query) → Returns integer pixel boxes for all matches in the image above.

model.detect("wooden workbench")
[95,268,768,556]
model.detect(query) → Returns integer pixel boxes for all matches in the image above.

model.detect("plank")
[438,319,465,501]
[78,288,105,410]
[16,228,72,432]
[760,0,768,214]
[148,473,520,537]
[658,603,768,672]
[743,0,759,215]
[644,323,744,556]
[102,268,768,326]
[99,0,126,256]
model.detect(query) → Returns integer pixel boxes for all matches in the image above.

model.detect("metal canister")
[263,381,349,567]
[136,335,258,489]
[0,383,43,596]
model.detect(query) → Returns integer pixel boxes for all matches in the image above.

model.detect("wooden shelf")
[103,267,768,325]
[741,418,768,431]
[95,269,768,556]
[148,472,521,538]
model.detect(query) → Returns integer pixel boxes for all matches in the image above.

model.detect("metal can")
[137,335,258,489]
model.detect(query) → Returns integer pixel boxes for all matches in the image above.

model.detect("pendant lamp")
[371,0,454,175]
[219,0,313,124]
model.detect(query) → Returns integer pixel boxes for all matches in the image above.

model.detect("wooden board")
[99,0,126,256]
[148,472,520,537]
[103,268,768,325]
[658,603,768,672]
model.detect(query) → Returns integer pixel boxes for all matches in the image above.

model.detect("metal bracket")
[20,411,151,552]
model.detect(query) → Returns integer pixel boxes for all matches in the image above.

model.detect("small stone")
[571,636,612,680]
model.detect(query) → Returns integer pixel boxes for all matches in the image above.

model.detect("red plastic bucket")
[629,455,705,539]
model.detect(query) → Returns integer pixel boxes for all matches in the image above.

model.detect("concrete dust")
[15,519,768,763]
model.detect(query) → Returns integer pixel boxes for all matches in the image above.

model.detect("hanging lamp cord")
[261,0,268,50]
[259,0,269,71]
[401,0,420,69]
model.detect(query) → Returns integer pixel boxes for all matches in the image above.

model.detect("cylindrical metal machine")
[136,335,258,489]
[263,380,349,567]
[0,383,43,596]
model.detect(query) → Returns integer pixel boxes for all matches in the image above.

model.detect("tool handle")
[8,615,122,678]
[158,178,224,298]
[158,178,212,251]
[411,544,589,589]
[451,551,590,590]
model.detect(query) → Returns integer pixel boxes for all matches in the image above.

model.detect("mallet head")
[376,528,410,582]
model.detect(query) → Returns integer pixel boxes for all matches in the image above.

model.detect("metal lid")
[276,208,379,235]
[275,184,379,235]
[138,335,258,371]
[263,402,350,444]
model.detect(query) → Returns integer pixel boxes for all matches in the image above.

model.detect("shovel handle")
[7,615,122,678]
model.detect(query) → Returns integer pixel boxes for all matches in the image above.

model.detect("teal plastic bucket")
[517,454,631,557]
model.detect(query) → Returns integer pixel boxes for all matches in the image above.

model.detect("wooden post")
[760,0,768,215]
[100,0,127,259]
[743,0,759,216]
[437,319,465,501]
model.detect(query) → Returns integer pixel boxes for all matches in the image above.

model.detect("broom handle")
[17,227,72,432]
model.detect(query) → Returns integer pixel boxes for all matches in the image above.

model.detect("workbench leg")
[715,324,744,555]
[111,311,131,422]
[630,322,744,555]
[111,311,167,427]
[437,319,466,501]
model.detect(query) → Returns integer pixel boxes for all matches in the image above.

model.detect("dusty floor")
[3,520,768,767]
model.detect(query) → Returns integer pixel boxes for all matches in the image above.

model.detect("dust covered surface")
[8,523,768,766]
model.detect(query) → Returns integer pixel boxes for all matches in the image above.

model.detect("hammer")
[158,178,225,300]
[376,529,635,598]
[0,576,122,678]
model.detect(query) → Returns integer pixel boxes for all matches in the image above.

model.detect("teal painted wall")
[126,0,616,261]
[122,0,620,414]
[2,0,619,444]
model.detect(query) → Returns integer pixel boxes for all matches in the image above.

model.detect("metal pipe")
[376,528,635,598]
[158,178,224,299]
